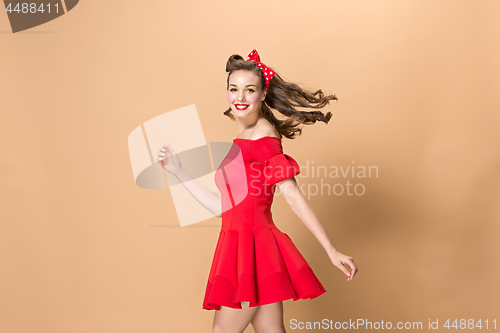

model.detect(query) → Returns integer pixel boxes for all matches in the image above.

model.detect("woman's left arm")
[276,177,358,281]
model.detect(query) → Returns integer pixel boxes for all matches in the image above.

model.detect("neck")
[237,113,264,135]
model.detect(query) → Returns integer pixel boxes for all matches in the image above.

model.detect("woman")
[157,49,358,333]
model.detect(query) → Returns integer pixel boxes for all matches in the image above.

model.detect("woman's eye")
[229,88,255,92]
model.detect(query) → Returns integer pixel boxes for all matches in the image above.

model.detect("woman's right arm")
[157,144,222,218]
[174,167,222,218]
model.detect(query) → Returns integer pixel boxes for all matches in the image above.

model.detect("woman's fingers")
[157,144,176,165]
[339,264,351,279]
[158,144,173,157]
[163,144,174,155]
[331,252,358,281]
[343,257,358,281]
[157,144,168,164]
[333,256,351,278]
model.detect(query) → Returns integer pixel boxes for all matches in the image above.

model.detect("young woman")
[157,49,358,333]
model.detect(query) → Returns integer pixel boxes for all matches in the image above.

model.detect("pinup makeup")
[235,104,249,110]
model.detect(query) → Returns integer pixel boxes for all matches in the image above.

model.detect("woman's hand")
[328,249,358,281]
[157,144,183,177]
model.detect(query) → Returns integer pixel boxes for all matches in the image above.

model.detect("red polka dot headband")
[247,49,275,93]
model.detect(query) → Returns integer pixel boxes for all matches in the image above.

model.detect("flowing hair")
[224,53,337,139]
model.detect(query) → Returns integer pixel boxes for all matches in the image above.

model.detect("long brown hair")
[224,53,337,139]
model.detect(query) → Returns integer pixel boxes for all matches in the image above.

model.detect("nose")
[237,90,246,101]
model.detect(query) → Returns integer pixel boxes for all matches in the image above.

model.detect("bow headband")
[247,49,275,93]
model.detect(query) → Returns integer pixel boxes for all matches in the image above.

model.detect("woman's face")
[227,70,266,118]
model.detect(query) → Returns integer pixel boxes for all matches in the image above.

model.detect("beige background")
[1,0,499,332]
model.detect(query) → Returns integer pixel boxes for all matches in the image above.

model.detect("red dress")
[203,136,326,311]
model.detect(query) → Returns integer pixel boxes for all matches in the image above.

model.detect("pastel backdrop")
[1,0,499,332]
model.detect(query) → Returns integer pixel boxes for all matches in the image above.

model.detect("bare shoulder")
[249,118,280,140]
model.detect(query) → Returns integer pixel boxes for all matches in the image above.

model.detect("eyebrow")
[228,84,257,87]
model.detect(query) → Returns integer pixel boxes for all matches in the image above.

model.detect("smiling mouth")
[235,104,249,110]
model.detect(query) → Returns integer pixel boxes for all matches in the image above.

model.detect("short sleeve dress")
[203,136,326,311]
